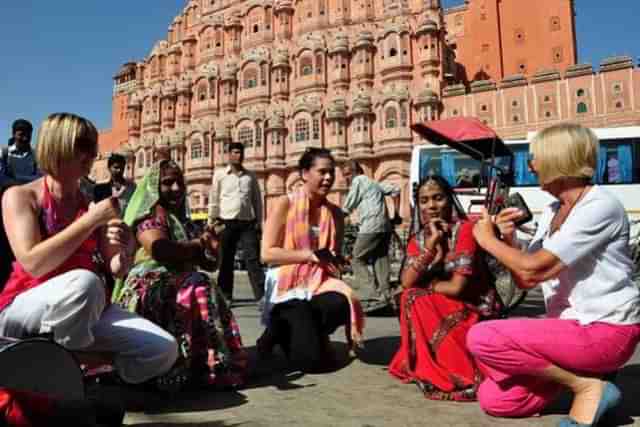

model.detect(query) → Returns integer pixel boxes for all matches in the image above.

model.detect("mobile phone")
[505,192,533,226]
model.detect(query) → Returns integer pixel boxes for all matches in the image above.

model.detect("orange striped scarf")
[277,190,364,346]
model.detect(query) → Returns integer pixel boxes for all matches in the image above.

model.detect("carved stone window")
[255,124,262,147]
[300,56,313,76]
[238,126,253,146]
[385,106,397,128]
[312,116,320,139]
[244,69,258,89]
[191,142,202,159]
[295,119,310,142]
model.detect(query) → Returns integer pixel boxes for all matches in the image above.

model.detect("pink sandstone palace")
[94,0,640,219]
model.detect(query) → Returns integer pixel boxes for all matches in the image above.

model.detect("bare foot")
[569,378,604,424]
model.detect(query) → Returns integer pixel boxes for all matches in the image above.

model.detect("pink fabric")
[466,318,640,417]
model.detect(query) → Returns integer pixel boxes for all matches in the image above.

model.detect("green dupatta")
[111,160,190,302]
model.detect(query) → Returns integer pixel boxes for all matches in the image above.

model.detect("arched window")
[577,102,588,114]
[295,119,310,142]
[385,106,397,128]
[198,84,207,101]
[300,56,313,76]
[400,104,407,127]
[238,126,253,146]
[137,151,144,168]
[265,8,272,30]
[191,141,202,159]
[209,79,216,98]
[244,69,257,89]
[312,116,320,139]
[145,151,152,167]
[203,139,210,157]
[316,54,323,74]
[255,123,262,147]
[576,88,585,97]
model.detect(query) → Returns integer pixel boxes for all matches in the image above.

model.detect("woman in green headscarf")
[112,159,247,391]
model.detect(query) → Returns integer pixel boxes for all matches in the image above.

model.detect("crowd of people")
[0,115,639,427]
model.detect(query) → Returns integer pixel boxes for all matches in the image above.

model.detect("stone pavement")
[122,272,640,427]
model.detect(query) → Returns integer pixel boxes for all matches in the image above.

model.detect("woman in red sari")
[389,175,501,401]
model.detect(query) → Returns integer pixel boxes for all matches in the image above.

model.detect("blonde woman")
[469,123,640,426]
[0,113,178,385]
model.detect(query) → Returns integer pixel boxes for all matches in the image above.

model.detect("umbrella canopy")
[411,117,513,160]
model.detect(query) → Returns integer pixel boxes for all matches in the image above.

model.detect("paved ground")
[121,272,640,427]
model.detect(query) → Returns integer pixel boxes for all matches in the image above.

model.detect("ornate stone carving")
[272,46,290,68]
[352,92,373,115]
[354,31,375,50]
[329,32,349,55]
[292,94,322,115]
[326,98,348,120]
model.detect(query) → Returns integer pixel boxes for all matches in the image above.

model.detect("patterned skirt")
[117,265,247,391]
[388,287,482,401]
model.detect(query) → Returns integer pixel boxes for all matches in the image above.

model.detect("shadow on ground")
[357,336,400,366]
[242,341,356,391]
[127,423,244,427]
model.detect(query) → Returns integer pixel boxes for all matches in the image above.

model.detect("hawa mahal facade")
[94,0,640,219]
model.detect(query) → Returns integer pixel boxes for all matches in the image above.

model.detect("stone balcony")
[192,100,219,119]
[293,74,327,96]
[373,127,413,157]
[238,84,270,106]
[380,57,414,84]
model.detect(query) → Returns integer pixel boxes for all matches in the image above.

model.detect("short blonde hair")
[529,123,598,184]
[36,113,98,177]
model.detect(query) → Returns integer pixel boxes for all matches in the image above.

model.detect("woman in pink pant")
[469,123,640,427]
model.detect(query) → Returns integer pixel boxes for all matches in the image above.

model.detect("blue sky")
[1,1,638,139]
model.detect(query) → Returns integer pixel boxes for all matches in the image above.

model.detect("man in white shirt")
[0,119,40,189]
[208,142,264,302]
[1,119,40,288]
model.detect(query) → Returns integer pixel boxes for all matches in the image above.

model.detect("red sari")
[388,220,501,401]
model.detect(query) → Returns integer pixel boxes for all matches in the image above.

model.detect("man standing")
[0,119,40,288]
[0,119,40,189]
[341,160,401,312]
[93,153,136,215]
[208,142,264,302]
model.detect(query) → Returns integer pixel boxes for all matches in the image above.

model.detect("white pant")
[0,269,178,384]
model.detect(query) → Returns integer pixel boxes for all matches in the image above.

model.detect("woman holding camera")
[388,175,502,400]
[469,123,640,426]
[258,148,364,372]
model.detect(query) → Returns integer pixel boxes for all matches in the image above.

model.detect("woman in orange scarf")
[258,148,364,372]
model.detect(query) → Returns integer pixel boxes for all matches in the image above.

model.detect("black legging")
[270,292,350,372]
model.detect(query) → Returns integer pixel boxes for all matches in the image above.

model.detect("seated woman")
[0,113,178,385]
[112,159,247,391]
[389,175,501,401]
[259,148,365,372]
[469,123,640,426]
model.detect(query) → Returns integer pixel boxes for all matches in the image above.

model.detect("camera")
[486,177,532,227]
[503,192,533,226]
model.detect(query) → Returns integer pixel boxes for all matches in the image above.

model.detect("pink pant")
[466,318,640,418]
